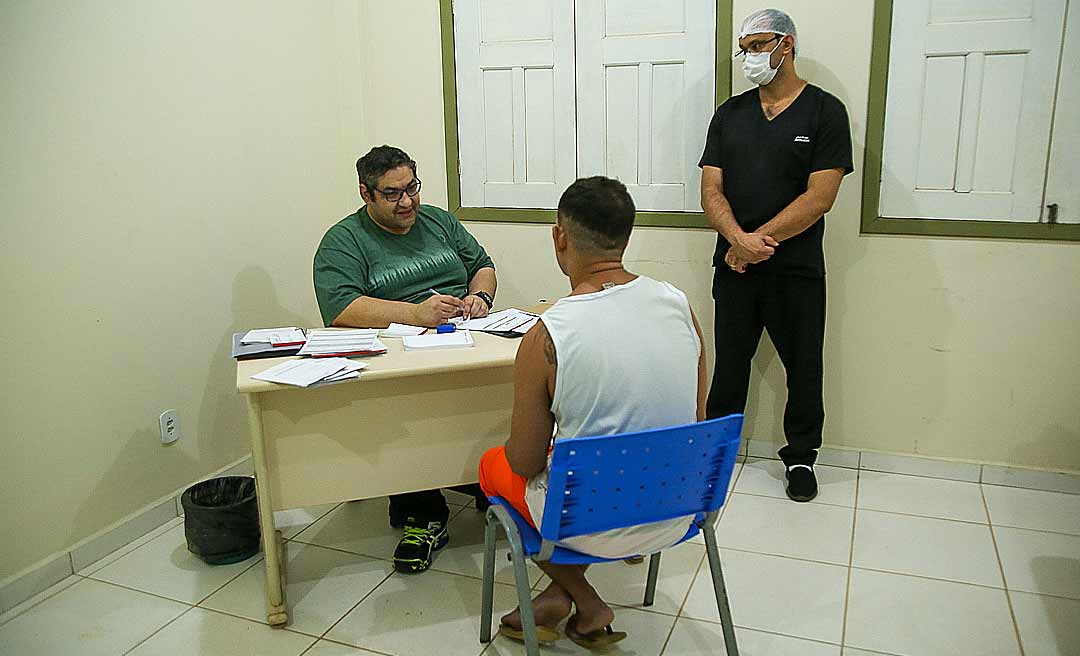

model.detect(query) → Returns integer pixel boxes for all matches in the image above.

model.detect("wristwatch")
[470,290,494,309]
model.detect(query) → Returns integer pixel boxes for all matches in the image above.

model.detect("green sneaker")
[393,521,449,573]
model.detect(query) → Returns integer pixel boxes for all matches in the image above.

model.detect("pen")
[431,288,470,321]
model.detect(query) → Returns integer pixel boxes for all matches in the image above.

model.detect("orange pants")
[478,446,537,529]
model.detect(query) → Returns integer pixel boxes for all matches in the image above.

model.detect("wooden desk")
[235,331,522,626]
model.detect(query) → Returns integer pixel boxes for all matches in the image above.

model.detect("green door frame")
[862,0,1079,241]
[439,0,733,228]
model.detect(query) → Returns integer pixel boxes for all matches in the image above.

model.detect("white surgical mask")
[742,40,784,86]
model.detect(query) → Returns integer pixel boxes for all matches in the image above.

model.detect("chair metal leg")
[643,552,661,606]
[703,524,739,656]
[480,509,498,643]
[482,505,541,656]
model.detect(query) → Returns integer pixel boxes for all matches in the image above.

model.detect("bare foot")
[568,600,616,636]
[500,583,573,630]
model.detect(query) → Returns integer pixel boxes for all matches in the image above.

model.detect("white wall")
[2,0,1077,581]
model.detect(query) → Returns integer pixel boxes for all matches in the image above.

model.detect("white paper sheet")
[457,309,539,334]
[380,323,428,338]
[240,327,305,345]
[401,330,475,351]
[250,358,368,387]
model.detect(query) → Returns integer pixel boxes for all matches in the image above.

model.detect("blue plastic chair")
[479,414,744,656]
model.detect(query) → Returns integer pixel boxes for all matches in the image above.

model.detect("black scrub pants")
[706,270,825,467]
[388,483,485,527]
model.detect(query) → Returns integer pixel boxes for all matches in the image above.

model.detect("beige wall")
[0,0,364,579]
[2,0,1077,580]
[362,0,1080,473]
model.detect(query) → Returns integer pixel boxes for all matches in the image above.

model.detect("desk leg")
[246,393,288,627]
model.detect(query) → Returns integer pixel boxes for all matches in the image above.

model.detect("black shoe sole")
[785,488,818,502]
[784,468,817,502]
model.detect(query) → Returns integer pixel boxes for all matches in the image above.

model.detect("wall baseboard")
[0,454,253,616]
[745,439,1080,493]
[3,443,1078,617]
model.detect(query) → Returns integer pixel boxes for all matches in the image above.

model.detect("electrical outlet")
[159,409,181,444]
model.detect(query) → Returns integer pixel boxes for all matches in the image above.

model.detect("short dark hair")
[556,176,636,252]
[355,145,417,192]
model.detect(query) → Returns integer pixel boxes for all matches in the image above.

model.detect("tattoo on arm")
[542,329,557,366]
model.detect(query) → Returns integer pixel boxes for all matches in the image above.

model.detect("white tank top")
[524,276,700,558]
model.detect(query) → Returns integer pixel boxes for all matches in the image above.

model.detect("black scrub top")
[699,84,853,278]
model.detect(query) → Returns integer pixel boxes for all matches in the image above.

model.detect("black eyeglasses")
[734,35,780,59]
[375,178,422,202]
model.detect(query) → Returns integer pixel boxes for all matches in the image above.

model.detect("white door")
[575,0,715,212]
[1043,7,1078,223]
[879,0,1067,222]
[453,0,576,209]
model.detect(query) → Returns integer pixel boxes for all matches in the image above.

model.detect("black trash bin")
[181,476,260,565]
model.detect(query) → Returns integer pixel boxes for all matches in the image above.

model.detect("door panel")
[576,0,715,212]
[455,0,576,209]
[880,0,1066,222]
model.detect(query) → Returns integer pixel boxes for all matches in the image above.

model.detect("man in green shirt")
[313,145,498,573]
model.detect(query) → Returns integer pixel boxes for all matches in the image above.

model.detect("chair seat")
[489,497,701,565]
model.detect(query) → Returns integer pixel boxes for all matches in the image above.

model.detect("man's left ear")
[553,223,567,247]
[783,35,795,57]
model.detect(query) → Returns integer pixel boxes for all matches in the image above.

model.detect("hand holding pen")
[413,288,464,327]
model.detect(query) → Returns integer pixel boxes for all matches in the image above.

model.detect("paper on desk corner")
[251,357,368,387]
[381,323,427,338]
[458,309,539,334]
[241,327,305,345]
[401,329,475,351]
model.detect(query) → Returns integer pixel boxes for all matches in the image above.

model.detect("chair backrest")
[538,414,743,541]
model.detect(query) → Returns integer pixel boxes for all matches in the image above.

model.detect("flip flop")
[565,620,627,650]
[498,623,561,644]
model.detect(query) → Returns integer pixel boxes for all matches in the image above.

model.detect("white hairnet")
[739,8,798,55]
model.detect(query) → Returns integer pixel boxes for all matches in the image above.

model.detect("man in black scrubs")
[699,9,853,502]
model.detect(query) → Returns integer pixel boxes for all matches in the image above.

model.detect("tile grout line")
[315,633,399,656]
[654,607,682,656]
[982,483,1026,656]
[674,612,847,649]
[316,568,397,642]
[839,459,860,651]
[118,604,196,656]
[646,543,1068,599]
[659,548,709,655]
[78,575,211,607]
[851,505,991,527]
[285,502,345,543]
[311,567,521,652]
[729,488,854,509]
[194,604,322,639]
[0,573,89,629]
[710,544,849,569]
[971,520,1080,539]
[194,556,267,607]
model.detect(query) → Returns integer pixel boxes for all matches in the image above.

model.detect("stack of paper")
[380,323,427,338]
[241,327,306,347]
[298,329,387,357]
[231,332,304,360]
[458,309,540,335]
[401,330,475,351]
[251,358,368,387]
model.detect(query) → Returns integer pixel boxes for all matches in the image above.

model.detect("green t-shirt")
[313,204,495,326]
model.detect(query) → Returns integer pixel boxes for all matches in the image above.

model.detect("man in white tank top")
[478,177,708,648]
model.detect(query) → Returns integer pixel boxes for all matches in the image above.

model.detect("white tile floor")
[2,460,1079,656]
